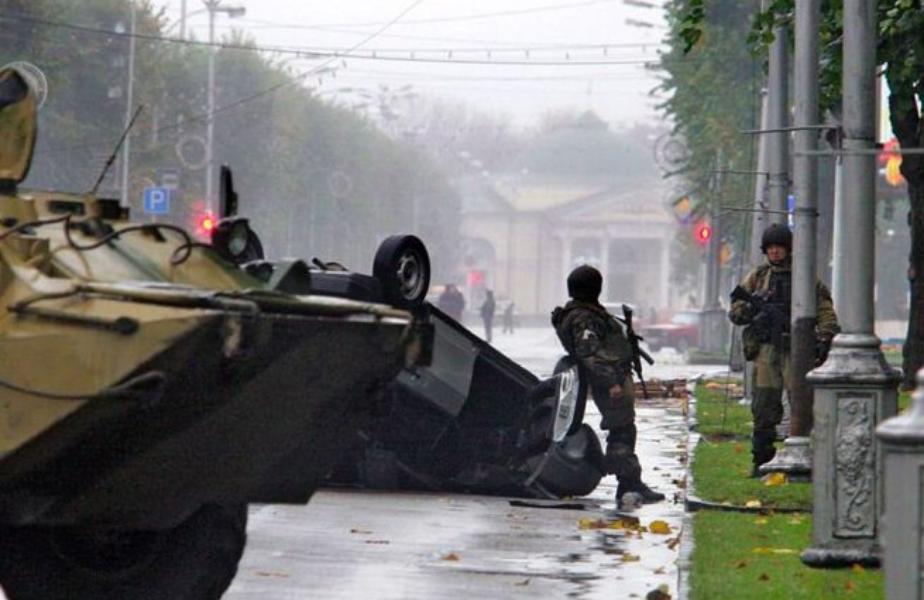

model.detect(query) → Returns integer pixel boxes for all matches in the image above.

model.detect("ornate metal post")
[877,369,924,598]
[801,0,900,567]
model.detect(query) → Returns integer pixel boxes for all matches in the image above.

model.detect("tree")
[678,0,924,387]
[658,0,764,301]
[1,0,462,284]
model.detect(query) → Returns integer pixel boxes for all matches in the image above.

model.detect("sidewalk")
[226,397,691,599]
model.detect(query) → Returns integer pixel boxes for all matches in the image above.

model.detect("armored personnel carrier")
[0,65,429,599]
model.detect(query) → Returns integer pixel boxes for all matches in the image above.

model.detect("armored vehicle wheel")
[373,235,430,308]
[0,504,246,600]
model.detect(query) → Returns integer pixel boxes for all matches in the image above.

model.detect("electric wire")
[237,0,625,28]
[0,12,666,64]
[0,369,167,401]
[28,0,427,157]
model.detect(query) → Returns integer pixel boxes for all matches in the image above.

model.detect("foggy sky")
[158,0,668,129]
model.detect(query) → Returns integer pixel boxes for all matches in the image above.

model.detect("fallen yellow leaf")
[255,571,290,579]
[851,563,865,574]
[745,499,762,509]
[752,547,798,555]
[622,553,641,562]
[578,517,639,531]
[754,518,769,526]
[649,520,672,535]
[764,472,788,487]
[442,553,460,561]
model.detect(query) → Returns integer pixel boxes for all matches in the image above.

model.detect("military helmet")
[567,265,602,301]
[760,223,792,253]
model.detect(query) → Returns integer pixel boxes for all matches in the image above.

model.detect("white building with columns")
[456,175,680,320]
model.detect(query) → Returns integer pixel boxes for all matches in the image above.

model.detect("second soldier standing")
[728,224,839,476]
[552,265,665,507]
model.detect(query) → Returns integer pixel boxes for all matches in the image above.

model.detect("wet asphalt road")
[225,328,724,599]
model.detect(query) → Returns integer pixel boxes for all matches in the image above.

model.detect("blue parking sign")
[143,187,171,215]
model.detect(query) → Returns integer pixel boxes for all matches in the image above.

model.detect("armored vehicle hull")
[0,64,429,599]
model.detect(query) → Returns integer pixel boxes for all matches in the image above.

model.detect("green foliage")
[692,439,813,509]
[1,0,461,280]
[659,1,761,297]
[691,512,883,600]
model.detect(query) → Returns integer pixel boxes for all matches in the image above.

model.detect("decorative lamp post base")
[802,334,899,569]
[800,546,881,568]
[759,436,812,482]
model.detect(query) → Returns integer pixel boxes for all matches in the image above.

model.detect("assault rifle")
[730,285,789,351]
[621,304,655,399]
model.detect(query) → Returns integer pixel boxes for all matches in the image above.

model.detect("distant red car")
[639,310,702,352]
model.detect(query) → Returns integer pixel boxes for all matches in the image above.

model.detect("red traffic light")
[193,210,217,239]
[694,222,712,246]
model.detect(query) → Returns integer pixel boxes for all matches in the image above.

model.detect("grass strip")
[694,383,751,437]
[690,511,883,600]
[691,438,812,509]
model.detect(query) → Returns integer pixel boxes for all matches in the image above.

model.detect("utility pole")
[762,0,819,478]
[702,150,727,353]
[120,0,136,207]
[203,1,245,214]
[802,0,899,568]
[205,0,217,213]
[749,91,771,267]
[180,0,187,39]
[765,2,790,221]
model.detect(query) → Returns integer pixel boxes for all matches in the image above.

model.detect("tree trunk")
[903,184,924,389]
[888,84,924,389]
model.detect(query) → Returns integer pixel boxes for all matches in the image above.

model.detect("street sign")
[143,187,171,215]
[157,167,181,190]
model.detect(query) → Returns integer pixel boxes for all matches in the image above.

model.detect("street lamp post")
[204,0,245,213]
[120,0,137,207]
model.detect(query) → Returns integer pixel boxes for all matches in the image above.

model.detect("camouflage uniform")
[551,300,641,483]
[728,257,839,468]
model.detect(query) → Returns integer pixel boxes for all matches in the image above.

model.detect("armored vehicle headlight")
[211,217,264,264]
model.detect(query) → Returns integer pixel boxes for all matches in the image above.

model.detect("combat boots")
[616,479,666,505]
[751,430,777,478]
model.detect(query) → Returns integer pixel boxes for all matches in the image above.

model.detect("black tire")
[372,235,431,308]
[0,504,247,600]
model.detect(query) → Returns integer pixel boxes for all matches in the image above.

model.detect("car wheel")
[0,504,247,600]
[373,235,431,308]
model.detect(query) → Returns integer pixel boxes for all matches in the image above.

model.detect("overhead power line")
[0,12,664,66]
[32,0,426,156]
[239,0,624,29]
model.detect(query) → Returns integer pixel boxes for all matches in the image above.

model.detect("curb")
[677,379,813,599]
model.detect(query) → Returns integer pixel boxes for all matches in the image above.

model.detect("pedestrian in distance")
[551,265,665,507]
[502,302,516,334]
[728,224,840,477]
[437,283,465,322]
[480,290,496,342]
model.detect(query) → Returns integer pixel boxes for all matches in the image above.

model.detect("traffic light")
[194,210,217,239]
[694,222,712,246]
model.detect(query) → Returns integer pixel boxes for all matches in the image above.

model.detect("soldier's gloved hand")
[815,336,832,366]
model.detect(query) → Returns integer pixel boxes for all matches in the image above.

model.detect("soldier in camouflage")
[728,224,840,476]
[552,265,665,505]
